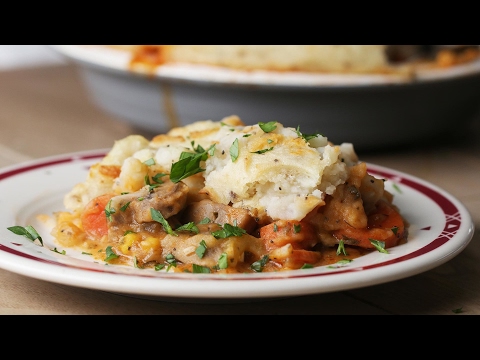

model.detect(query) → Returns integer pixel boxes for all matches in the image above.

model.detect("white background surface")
[0,45,65,70]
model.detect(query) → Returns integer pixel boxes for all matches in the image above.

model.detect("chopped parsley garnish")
[152,173,167,184]
[250,255,269,272]
[143,158,156,166]
[392,183,402,194]
[105,199,115,221]
[155,263,166,271]
[52,247,66,255]
[192,264,211,273]
[217,252,228,269]
[175,222,199,234]
[294,126,322,142]
[165,253,177,271]
[211,222,246,239]
[196,240,208,258]
[150,256,177,272]
[230,138,239,162]
[169,144,214,183]
[144,174,162,191]
[7,225,43,246]
[301,263,314,269]
[120,201,131,212]
[258,121,277,133]
[370,239,388,253]
[208,144,216,156]
[336,240,348,256]
[150,208,177,236]
[104,246,119,261]
[194,141,210,154]
[251,147,273,154]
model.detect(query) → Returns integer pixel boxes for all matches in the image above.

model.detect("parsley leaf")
[143,158,156,166]
[155,263,166,271]
[211,222,246,239]
[165,253,177,271]
[152,173,167,184]
[294,126,322,142]
[217,252,228,269]
[105,199,115,221]
[258,121,277,133]
[336,240,348,256]
[120,201,131,212]
[175,222,199,234]
[230,138,239,162]
[301,263,314,269]
[144,174,161,192]
[193,264,211,273]
[52,247,66,255]
[7,225,43,246]
[251,147,273,154]
[251,255,269,272]
[150,208,177,236]
[170,150,209,183]
[370,239,389,253]
[104,246,119,262]
[392,183,402,194]
[196,240,208,258]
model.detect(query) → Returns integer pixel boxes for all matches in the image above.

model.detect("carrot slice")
[81,193,115,240]
[284,249,323,269]
[259,220,317,251]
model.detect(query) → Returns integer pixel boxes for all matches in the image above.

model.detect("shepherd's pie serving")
[43,116,408,273]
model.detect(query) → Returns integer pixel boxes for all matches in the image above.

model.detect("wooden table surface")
[0,64,479,315]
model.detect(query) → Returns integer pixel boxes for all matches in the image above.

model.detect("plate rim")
[0,150,475,300]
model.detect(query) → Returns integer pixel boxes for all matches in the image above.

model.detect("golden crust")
[109,45,413,75]
[201,121,342,221]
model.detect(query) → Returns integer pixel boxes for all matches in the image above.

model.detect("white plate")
[0,150,475,301]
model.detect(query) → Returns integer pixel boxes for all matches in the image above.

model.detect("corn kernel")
[140,236,160,251]
[120,233,138,254]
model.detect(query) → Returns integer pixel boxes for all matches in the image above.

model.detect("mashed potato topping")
[53,115,408,273]
[202,119,354,222]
